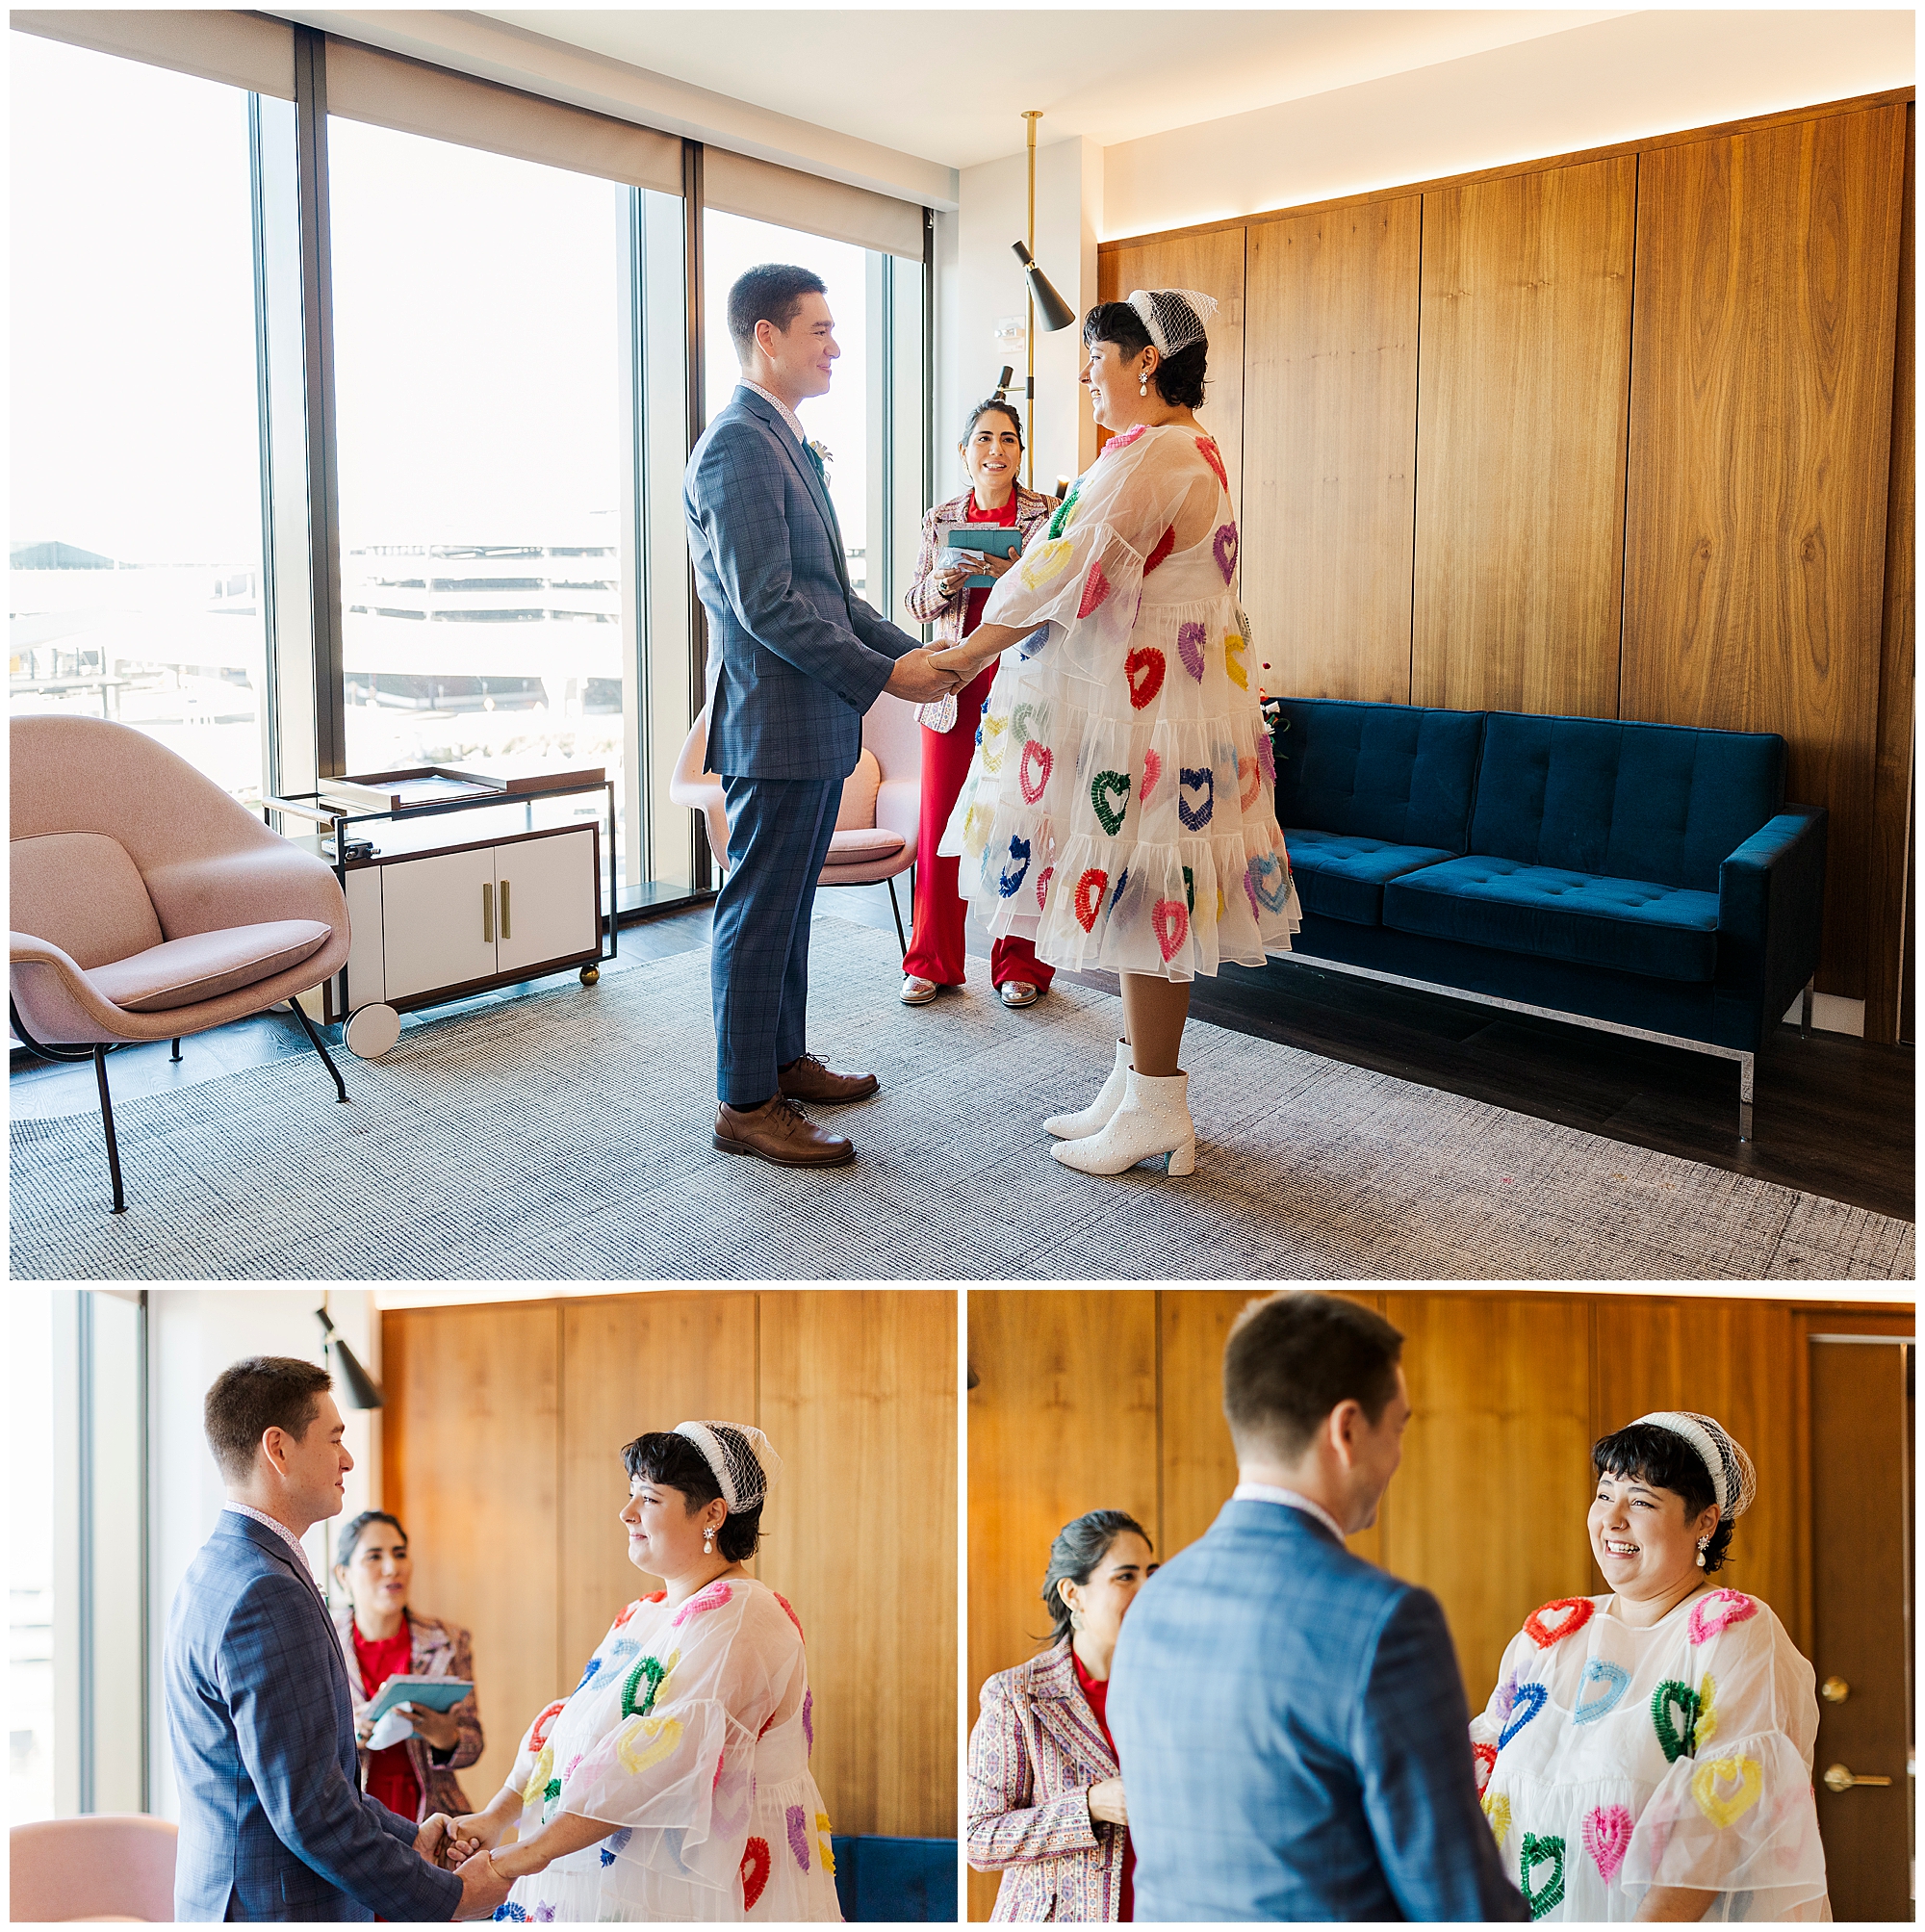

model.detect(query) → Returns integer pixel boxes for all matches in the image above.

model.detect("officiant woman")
[331,1507,483,1824]
[899,398,1055,1011]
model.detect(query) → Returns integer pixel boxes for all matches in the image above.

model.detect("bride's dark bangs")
[1590,1422,1715,1517]
[621,1430,717,1500]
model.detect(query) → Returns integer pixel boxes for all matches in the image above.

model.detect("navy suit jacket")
[1109,1500,1528,1922]
[164,1511,464,1922]
[683,384,920,781]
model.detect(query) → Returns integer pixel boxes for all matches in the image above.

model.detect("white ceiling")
[481,9,1631,168]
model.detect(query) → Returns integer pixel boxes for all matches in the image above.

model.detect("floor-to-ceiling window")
[9,35,268,806]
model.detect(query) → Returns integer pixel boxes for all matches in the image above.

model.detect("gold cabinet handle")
[1820,1676,1850,1704]
[1823,1763,1894,1793]
[500,877,511,940]
[482,881,494,942]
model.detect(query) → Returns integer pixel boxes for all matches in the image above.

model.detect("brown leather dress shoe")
[778,1052,880,1104]
[712,1096,856,1168]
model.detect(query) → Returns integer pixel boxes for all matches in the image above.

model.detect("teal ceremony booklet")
[365,1675,473,1721]
[939,524,1023,588]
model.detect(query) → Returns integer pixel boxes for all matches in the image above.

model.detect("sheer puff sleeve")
[543,1584,804,1893]
[1621,1592,1828,1919]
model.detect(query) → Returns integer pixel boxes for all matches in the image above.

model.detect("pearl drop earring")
[1139,368,1149,397]
[704,1524,716,1555]
[1696,1538,1709,1568]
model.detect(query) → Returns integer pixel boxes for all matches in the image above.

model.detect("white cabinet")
[328,823,603,1043]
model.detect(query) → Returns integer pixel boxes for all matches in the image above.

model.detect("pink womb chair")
[9,1814,178,1920]
[10,716,354,1214]
[669,692,923,951]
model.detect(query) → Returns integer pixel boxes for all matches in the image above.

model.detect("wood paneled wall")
[1098,89,1914,1031]
[384,1290,957,1842]
[966,1287,1907,1917]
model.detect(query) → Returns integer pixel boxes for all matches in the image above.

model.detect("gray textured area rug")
[11,917,1913,1282]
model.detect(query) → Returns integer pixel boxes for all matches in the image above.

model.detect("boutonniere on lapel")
[808,439,834,469]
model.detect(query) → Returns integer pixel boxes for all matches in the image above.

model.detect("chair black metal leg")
[289,999,350,1103]
[93,1046,127,1214]
[169,1037,182,1062]
[886,876,908,957]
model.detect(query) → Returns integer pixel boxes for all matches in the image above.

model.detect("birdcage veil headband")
[1126,288,1219,359]
[672,1420,783,1512]
[1629,1410,1757,1520]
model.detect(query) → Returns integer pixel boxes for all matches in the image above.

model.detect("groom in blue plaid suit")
[684,264,959,1169]
[165,1357,505,1922]
[1110,1294,1528,1921]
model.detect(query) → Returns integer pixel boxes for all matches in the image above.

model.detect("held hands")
[1086,1777,1129,1827]
[452,1848,511,1920]
[885,646,965,706]
[415,1814,481,1870]
[440,1812,506,1866]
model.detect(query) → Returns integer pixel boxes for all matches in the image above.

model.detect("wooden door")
[1621,102,1908,997]
[1242,197,1421,704]
[1810,1335,1914,1920]
[380,845,497,1001]
[1412,156,1635,716]
[495,827,599,977]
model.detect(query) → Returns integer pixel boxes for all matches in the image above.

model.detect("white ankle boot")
[1051,1069,1195,1176]
[1044,1040,1133,1140]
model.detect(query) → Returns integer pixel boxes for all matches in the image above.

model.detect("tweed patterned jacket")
[164,1512,463,1922]
[903,485,1055,646]
[333,1607,483,1821]
[683,383,921,781]
[968,1640,1129,1922]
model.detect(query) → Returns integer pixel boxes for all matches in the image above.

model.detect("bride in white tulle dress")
[934,288,1299,1180]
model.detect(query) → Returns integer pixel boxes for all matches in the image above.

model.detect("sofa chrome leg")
[1737,1052,1756,1144]
[289,999,350,1103]
[1800,977,1814,1038]
[93,1045,127,1214]
[886,875,908,958]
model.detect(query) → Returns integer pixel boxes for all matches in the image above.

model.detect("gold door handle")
[500,878,511,940]
[482,881,494,942]
[1820,1676,1850,1704]
[1823,1764,1894,1793]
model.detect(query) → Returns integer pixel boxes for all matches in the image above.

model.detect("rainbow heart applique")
[621,1650,678,1719]
[998,835,1031,898]
[1177,621,1207,682]
[1248,853,1291,914]
[1021,537,1074,588]
[1019,740,1052,803]
[1693,1671,1720,1747]
[1256,733,1277,786]
[712,1758,753,1834]
[1690,1753,1763,1829]
[1472,1741,1497,1792]
[1519,1833,1566,1920]
[772,1591,804,1638]
[1079,560,1115,617]
[1178,766,1216,831]
[1142,747,1163,804]
[1152,898,1190,963]
[1525,1597,1596,1649]
[786,1802,811,1872]
[1195,435,1228,489]
[1073,869,1108,932]
[1046,482,1082,538]
[803,1687,814,1755]
[1091,770,1131,837]
[529,1700,567,1750]
[1651,1678,1701,1764]
[1213,523,1240,582]
[816,1812,837,1875]
[1104,423,1146,452]
[1572,1658,1630,1725]
[1581,1803,1633,1884]
[1126,645,1167,710]
[979,715,1008,775]
[1688,1590,1758,1647]
[1012,700,1044,742]
[739,1837,772,1912]
[1238,755,1261,811]
[672,1580,732,1627]
[1481,1791,1511,1850]
[599,1826,633,1868]
[616,1713,682,1775]
[521,1744,554,1807]
[1143,523,1176,575]
[1225,631,1249,689]
[1035,864,1054,912]
[574,1659,602,1692]
[1499,1680,1549,1750]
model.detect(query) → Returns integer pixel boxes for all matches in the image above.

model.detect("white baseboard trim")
[1782,992,1865,1037]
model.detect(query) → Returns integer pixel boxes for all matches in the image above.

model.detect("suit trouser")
[711,772,843,1106]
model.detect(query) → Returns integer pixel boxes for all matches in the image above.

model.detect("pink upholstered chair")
[9,1813,178,1920]
[10,716,354,1214]
[669,693,923,950]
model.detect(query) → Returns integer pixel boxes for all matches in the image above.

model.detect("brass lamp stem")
[1024,110,1041,492]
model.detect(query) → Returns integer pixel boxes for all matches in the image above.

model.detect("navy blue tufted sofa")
[1268,699,1829,1138]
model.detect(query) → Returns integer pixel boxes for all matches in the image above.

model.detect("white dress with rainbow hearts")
[493,1578,842,1922]
[1470,1588,1828,1921]
[937,421,1300,979]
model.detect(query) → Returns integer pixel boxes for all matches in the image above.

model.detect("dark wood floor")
[13,882,1912,1224]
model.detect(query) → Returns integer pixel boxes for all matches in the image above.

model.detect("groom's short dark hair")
[205,1355,332,1481]
[1222,1293,1403,1461]
[728,263,828,360]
